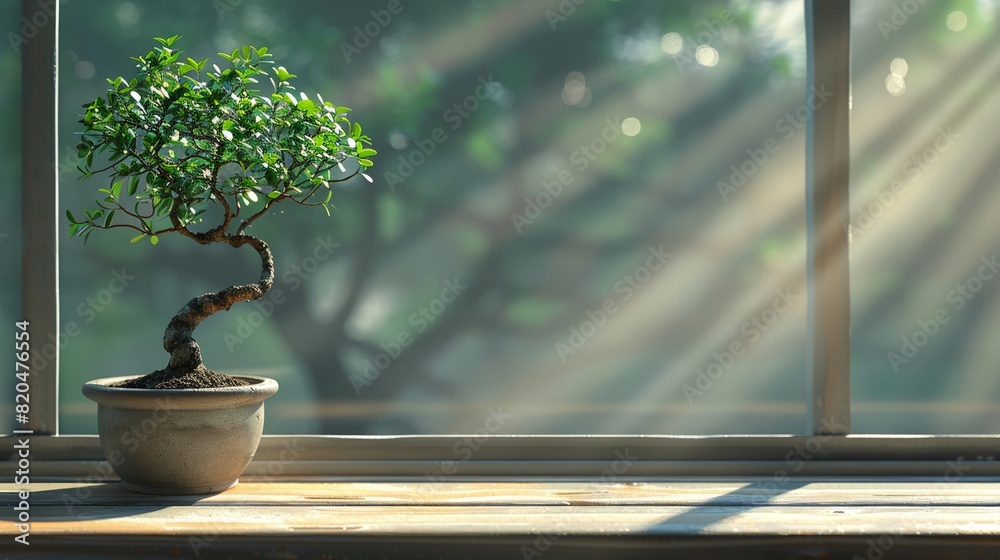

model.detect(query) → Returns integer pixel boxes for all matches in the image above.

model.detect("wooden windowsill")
[5,478,1000,558]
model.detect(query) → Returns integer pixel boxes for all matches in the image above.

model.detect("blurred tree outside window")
[3,0,996,437]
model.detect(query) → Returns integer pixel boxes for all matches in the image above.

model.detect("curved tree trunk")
[162,234,274,374]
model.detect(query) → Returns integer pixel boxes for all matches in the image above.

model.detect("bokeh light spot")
[889,57,908,77]
[563,71,591,107]
[695,45,719,67]
[947,11,968,31]
[389,130,409,150]
[885,73,906,97]
[660,32,683,55]
[621,117,641,137]
[115,2,140,27]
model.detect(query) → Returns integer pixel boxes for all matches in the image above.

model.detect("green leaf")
[128,176,140,196]
[358,158,374,167]
[297,98,316,112]
[275,66,291,81]
[69,223,80,238]
[351,122,362,138]
[357,148,378,158]
[155,198,174,216]
[322,204,331,217]
[149,235,159,246]
[153,35,181,47]
[66,210,78,224]
[130,233,146,243]
[335,106,351,114]
[267,190,282,199]
[103,211,115,228]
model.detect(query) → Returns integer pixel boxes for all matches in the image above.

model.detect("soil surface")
[113,365,252,389]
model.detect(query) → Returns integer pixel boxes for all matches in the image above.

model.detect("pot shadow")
[1,481,231,521]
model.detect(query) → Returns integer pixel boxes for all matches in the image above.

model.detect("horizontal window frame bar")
[6,435,999,478]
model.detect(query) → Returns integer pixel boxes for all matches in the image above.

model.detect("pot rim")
[82,375,279,410]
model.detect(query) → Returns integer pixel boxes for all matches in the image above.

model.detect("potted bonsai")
[72,36,376,494]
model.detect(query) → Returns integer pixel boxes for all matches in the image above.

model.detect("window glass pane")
[851,1,1000,433]
[0,0,24,435]
[59,0,807,434]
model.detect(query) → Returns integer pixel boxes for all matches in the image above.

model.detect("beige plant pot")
[82,375,279,495]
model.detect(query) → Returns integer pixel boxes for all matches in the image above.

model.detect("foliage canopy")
[68,35,376,244]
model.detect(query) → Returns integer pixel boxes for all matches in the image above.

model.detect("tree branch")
[162,232,274,371]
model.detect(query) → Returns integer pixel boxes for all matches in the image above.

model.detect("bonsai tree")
[67,36,376,389]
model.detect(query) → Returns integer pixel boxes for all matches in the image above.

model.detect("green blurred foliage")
[5,0,993,436]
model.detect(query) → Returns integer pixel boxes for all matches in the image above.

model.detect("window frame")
[11,0,999,479]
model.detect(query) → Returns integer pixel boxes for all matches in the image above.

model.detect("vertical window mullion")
[805,0,851,435]
[21,0,59,434]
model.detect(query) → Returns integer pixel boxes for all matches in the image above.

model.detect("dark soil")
[113,365,252,389]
